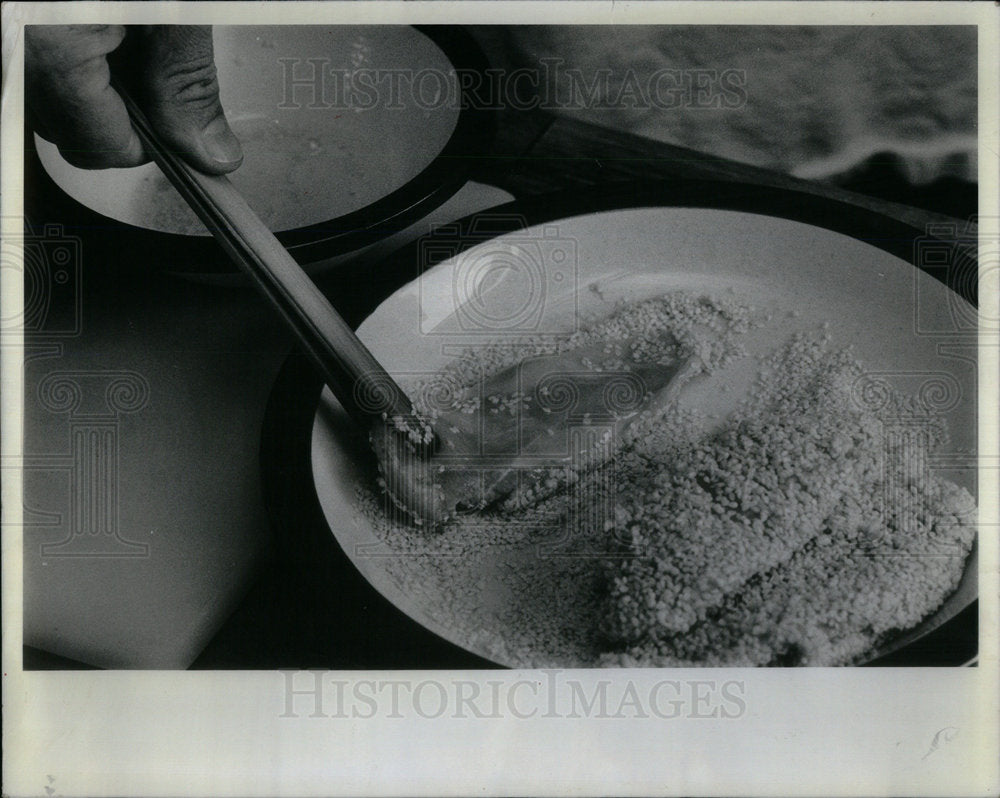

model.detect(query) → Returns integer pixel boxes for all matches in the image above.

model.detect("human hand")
[26,25,243,174]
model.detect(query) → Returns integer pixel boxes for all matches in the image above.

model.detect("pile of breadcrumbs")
[355,293,976,667]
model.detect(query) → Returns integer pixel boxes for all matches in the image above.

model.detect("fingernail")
[203,118,243,167]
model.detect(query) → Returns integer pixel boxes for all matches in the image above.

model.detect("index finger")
[26,25,146,169]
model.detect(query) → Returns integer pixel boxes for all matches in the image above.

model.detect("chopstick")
[114,82,415,426]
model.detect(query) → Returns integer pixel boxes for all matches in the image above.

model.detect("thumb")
[132,26,243,175]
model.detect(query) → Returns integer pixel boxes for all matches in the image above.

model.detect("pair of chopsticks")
[115,82,413,426]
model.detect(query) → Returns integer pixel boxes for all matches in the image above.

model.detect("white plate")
[311,206,978,666]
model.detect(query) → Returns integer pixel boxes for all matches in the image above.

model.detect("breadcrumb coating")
[354,293,976,667]
[601,333,975,666]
